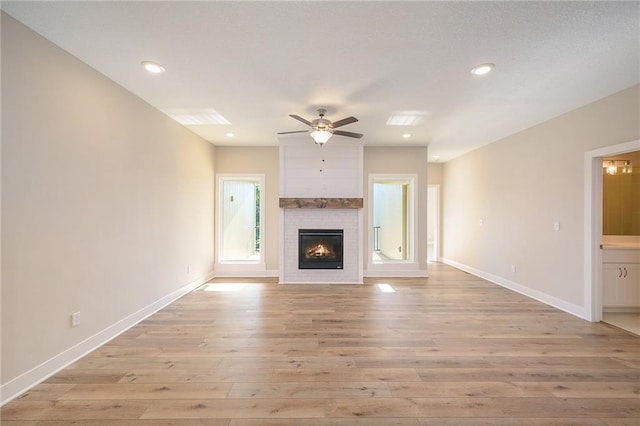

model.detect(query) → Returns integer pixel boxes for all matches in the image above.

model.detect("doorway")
[584,139,640,329]
[600,151,640,334]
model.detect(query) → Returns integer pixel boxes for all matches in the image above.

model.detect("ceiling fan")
[278,108,363,145]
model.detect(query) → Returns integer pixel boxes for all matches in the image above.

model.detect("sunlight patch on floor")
[377,283,396,293]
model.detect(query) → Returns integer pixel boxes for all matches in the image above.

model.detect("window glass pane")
[372,179,410,261]
[220,178,261,262]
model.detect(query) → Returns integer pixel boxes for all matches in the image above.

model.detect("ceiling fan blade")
[333,130,364,139]
[289,114,312,126]
[277,130,309,135]
[330,116,358,128]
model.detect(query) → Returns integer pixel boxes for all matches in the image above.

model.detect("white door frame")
[584,139,640,321]
[427,184,440,262]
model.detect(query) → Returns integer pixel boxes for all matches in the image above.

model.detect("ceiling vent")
[386,111,428,126]
[165,109,230,125]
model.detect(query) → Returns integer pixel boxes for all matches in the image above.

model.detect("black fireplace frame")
[298,229,344,270]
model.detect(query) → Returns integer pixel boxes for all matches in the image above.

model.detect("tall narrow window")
[218,175,263,263]
[370,175,415,263]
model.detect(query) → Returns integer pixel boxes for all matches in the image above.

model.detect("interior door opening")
[600,150,640,335]
[584,140,640,328]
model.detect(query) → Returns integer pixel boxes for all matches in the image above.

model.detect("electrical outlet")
[553,221,561,231]
[479,218,484,226]
[71,312,80,328]
[511,265,517,273]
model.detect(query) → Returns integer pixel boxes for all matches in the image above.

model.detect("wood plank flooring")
[2,263,639,425]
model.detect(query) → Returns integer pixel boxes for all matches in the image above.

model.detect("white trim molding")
[213,267,278,278]
[0,270,214,406]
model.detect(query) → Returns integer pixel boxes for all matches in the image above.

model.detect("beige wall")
[428,162,443,185]
[1,13,216,396]
[214,147,280,272]
[442,85,639,311]
[364,147,429,271]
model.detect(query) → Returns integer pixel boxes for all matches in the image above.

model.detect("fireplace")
[298,229,344,269]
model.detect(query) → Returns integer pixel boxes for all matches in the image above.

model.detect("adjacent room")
[2,1,639,423]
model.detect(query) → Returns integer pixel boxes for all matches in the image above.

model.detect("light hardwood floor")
[2,263,639,425]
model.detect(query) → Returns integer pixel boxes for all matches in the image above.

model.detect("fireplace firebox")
[298,229,344,269]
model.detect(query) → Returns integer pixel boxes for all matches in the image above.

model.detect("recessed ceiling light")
[433,155,440,161]
[471,63,494,76]
[386,111,428,126]
[402,133,412,139]
[141,61,165,74]
[225,132,235,137]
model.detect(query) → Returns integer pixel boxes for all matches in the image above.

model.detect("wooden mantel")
[279,197,363,209]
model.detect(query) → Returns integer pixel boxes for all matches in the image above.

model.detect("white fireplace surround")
[281,208,362,283]
[278,135,364,284]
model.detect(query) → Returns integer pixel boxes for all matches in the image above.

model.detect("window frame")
[367,173,418,271]
[216,173,265,267]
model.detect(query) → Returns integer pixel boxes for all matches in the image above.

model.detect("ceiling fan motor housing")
[311,117,333,132]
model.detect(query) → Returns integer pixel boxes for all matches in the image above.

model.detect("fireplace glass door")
[298,229,344,269]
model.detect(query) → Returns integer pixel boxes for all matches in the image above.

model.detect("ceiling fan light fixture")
[310,129,332,145]
[279,108,362,142]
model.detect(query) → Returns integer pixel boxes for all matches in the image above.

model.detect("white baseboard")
[441,258,585,319]
[278,281,363,285]
[213,269,279,278]
[0,270,214,406]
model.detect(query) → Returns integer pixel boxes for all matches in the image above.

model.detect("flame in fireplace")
[305,242,336,259]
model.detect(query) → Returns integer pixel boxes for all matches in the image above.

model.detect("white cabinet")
[603,250,640,308]
[603,264,619,306]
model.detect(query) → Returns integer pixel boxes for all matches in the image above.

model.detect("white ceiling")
[3,1,639,162]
